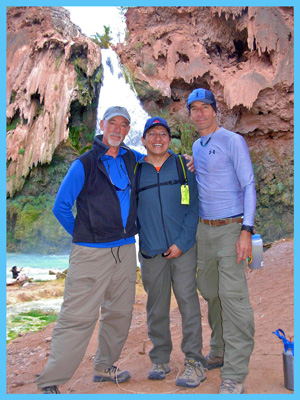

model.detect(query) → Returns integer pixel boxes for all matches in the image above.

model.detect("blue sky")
[1,1,298,399]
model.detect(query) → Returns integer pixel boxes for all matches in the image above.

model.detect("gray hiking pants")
[36,243,137,389]
[196,221,255,383]
[139,244,206,366]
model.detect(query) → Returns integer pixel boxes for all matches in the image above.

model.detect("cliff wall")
[118,6,294,243]
[6,6,294,253]
[6,6,101,197]
[6,7,102,253]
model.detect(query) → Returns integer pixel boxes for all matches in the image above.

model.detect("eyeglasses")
[146,131,169,139]
[106,161,131,191]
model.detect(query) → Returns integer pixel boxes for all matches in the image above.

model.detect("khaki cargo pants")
[36,243,137,389]
[196,221,255,383]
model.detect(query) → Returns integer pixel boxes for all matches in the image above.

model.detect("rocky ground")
[6,239,294,394]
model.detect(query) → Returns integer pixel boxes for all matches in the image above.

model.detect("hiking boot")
[205,352,224,370]
[42,385,60,394]
[219,378,244,394]
[148,363,171,380]
[175,359,206,388]
[93,365,131,383]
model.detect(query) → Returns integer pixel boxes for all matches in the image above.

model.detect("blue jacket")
[53,136,142,247]
[136,151,199,256]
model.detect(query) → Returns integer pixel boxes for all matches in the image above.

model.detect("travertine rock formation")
[6,6,293,252]
[118,6,294,242]
[6,6,101,197]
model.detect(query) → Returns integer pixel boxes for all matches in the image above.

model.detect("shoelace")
[43,386,60,394]
[107,365,117,375]
[220,379,237,393]
[153,363,167,371]
[182,360,203,378]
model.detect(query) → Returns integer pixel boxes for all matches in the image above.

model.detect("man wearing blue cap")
[136,116,207,388]
[187,88,256,394]
[36,106,143,394]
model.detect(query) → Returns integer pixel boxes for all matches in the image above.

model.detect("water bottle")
[273,329,294,391]
[248,233,263,269]
[283,348,294,390]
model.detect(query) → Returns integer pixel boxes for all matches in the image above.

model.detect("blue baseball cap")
[187,88,217,112]
[143,116,171,137]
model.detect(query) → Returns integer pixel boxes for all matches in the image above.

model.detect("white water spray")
[96,48,148,153]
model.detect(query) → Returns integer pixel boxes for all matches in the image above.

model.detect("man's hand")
[184,154,195,172]
[163,244,183,259]
[236,230,252,264]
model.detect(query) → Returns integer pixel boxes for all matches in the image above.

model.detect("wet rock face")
[6,7,101,197]
[118,6,294,243]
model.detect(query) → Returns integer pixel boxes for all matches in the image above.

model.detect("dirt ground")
[6,239,294,395]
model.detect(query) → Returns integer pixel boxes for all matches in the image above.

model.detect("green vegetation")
[7,143,79,254]
[7,309,59,342]
[74,57,88,74]
[248,148,294,244]
[134,41,143,53]
[69,125,94,153]
[73,55,99,107]
[55,53,63,70]
[18,148,25,155]
[134,80,162,103]
[95,64,104,84]
[142,62,156,77]
[91,26,113,49]
[169,115,196,155]
[121,64,136,92]
[7,115,20,132]
[7,193,73,254]
[10,90,17,104]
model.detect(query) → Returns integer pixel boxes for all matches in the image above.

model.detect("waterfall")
[96,48,148,153]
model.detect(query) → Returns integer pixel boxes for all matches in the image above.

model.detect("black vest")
[72,137,138,243]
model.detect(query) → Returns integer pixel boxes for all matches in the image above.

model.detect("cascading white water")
[96,48,148,154]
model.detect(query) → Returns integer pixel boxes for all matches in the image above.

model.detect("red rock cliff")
[6,6,101,197]
[118,6,294,242]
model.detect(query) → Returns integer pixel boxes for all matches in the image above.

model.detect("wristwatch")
[241,225,256,235]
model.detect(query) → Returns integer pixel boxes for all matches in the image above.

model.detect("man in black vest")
[36,106,143,394]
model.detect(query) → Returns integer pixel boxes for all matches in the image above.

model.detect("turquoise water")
[6,253,69,282]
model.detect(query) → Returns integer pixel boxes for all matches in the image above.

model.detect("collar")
[93,134,128,159]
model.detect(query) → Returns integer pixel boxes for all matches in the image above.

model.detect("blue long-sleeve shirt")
[53,147,143,248]
[193,127,256,226]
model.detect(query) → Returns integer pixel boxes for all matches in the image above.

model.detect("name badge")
[181,184,189,205]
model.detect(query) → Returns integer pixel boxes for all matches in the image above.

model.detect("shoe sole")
[206,362,224,370]
[93,372,131,384]
[148,368,171,380]
[176,375,206,388]
[219,388,244,394]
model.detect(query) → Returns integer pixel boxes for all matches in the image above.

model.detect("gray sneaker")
[148,363,171,380]
[93,365,131,383]
[205,352,224,370]
[219,378,244,394]
[176,359,206,388]
[42,385,60,394]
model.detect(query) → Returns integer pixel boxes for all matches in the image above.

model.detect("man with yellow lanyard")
[135,116,207,388]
